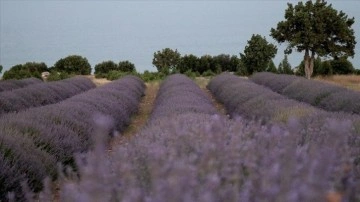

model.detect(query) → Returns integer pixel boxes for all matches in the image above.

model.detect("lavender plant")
[0,77,96,116]
[0,75,145,200]
[250,72,360,114]
[148,74,218,122]
[0,77,43,93]
[45,111,360,201]
[207,73,320,123]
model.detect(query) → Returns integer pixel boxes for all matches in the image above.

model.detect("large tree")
[271,0,356,79]
[53,55,91,75]
[240,34,277,75]
[2,62,48,80]
[152,48,181,75]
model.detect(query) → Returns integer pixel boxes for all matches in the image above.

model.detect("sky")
[0,0,359,74]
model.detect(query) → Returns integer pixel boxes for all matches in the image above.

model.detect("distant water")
[1,1,359,74]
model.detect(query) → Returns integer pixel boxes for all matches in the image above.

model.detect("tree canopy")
[152,48,181,75]
[118,60,136,72]
[94,60,118,75]
[271,0,356,79]
[240,34,277,75]
[278,55,293,74]
[2,62,48,80]
[53,55,91,75]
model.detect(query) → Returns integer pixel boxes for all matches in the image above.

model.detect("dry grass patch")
[315,75,360,91]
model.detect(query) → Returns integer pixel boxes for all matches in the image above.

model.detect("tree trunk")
[304,50,315,79]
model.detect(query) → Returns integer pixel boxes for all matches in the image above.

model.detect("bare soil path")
[195,77,227,116]
[109,81,160,150]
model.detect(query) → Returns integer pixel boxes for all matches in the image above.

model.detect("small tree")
[240,34,277,75]
[267,60,278,73]
[279,55,293,75]
[152,48,181,75]
[0,65,3,74]
[271,1,356,79]
[94,60,118,76]
[118,60,136,72]
[54,55,91,75]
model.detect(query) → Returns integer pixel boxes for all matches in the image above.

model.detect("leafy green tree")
[240,34,277,75]
[320,60,333,76]
[94,60,118,76]
[198,55,213,74]
[279,55,293,74]
[2,62,48,80]
[229,55,241,72]
[118,60,136,72]
[267,60,278,73]
[152,48,181,75]
[53,55,91,75]
[178,54,199,73]
[330,57,354,75]
[271,0,356,79]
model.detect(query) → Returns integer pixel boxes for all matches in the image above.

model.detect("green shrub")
[94,60,118,77]
[53,55,91,75]
[2,62,48,80]
[46,71,70,81]
[202,69,216,77]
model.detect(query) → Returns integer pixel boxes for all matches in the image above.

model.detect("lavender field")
[1,74,360,201]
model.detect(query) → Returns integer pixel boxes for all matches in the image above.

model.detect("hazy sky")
[0,0,359,73]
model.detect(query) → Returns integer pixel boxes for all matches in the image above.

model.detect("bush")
[53,55,91,75]
[106,70,139,81]
[2,62,48,80]
[139,71,165,82]
[330,57,354,75]
[94,60,118,76]
[118,60,136,72]
[46,71,70,81]
[202,69,216,77]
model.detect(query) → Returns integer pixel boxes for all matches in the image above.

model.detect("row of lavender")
[207,73,360,201]
[0,77,96,116]
[0,77,43,92]
[251,72,360,114]
[0,75,145,201]
[34,74,359,201]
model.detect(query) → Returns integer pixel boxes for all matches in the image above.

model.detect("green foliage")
[178,54,199,73]
[184,70,198,79]
[2,62,48,80]
[319,60,333,76]
[330,57,354,75]
[94,60,118,76]
[235,60,248,76]
[140,71,165,82]
[271,0,356,78]
[202,69,216,77]
[46,71,70,81]
[53,55,91,75]
[106,70,139,81]
[278,55,293,74]
[267,60,278,73]
[118,60,136,72]
[152,48,181,75]
[240,34,277,75]
[0,65,3,74]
